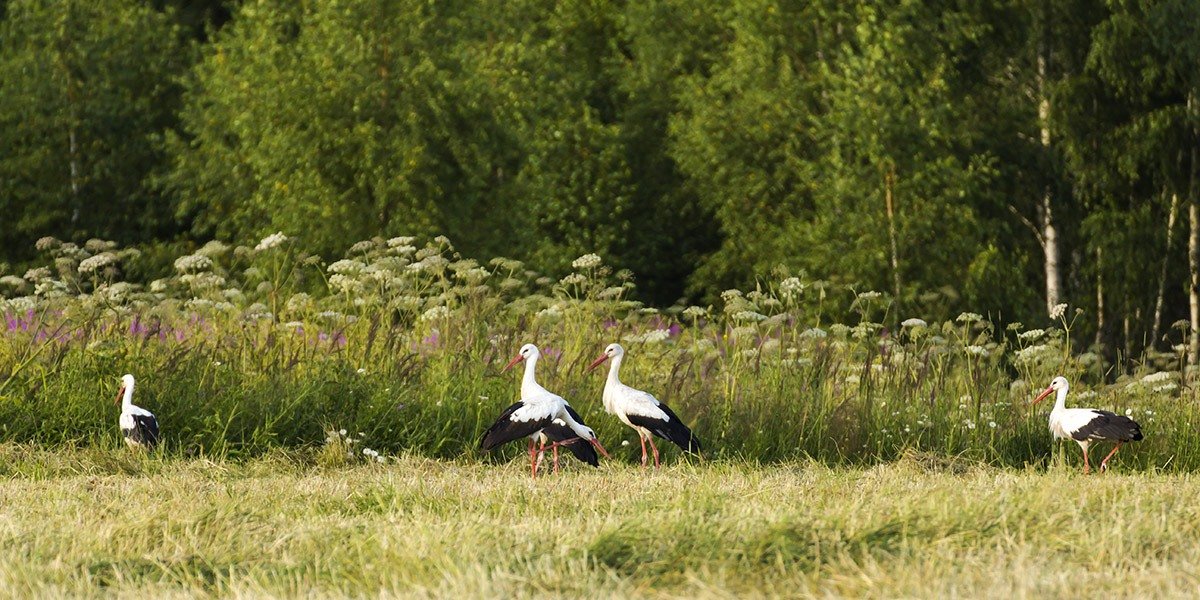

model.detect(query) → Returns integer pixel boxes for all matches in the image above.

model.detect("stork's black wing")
[626,401,701,454]
[124,413,160,449]
[480,402,555,450]
[1072,410,1144,442]
[542,421,599,467]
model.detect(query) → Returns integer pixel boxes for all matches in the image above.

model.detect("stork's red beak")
[503,354,524,372]
[1033,386,1054,405]
[115,386,125,405]
[587,354,609,372]
[590,438,611,458]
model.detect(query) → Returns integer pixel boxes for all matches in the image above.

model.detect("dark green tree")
[0,0,192,256]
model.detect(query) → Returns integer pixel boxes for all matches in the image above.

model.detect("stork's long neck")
[1053,385,1068,412]
[122,382,135,410]
[561,407,588,438]
[521,355,541,398]
[605,354,624,388]
[601,354,624,412]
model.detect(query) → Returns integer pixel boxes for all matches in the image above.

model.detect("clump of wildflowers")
[1049,303,1068,320]
[255,232,289,251]
[572,253,602,269]
[174,254,213,273]
[78,253,118,275]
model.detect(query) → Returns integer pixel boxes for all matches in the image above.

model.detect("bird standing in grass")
[534,413,600,474]
[1033,375,1143,473]
[115,374,160,450]
[588,343,701,468]
[480,344,609,477]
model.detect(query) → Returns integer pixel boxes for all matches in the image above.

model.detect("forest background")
[2,0,1199,366]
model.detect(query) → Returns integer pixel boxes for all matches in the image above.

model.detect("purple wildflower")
[422,331,440,347]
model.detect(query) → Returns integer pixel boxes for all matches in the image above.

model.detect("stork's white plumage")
[480,344,609,477]
[115,374,160,450]
[588,343,700,468]
[1033,375,1143,473]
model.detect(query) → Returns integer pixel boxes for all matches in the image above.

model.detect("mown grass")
[0,445,1195,598]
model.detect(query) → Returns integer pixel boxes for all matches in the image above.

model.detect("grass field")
[5,235,1200,596]
[0,445,1196,598]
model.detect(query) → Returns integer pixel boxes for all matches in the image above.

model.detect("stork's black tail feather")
[480,401,552,451]
[1073,411,1144,443]
[543,423,600,466]
[628,403,702,454]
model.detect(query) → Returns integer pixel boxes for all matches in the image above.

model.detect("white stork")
[116,374,160,450]
[588,343,701,468]
[480,344,609,477]
[1033,375,1143,473]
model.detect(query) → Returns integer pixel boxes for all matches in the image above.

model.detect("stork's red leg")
[534,439,549,479]
[529,438,538,478]
[647,437,661,468]
[553,445,560,474]
[639,435,648,469]
[1100,442,1124,472]
[1082,447,1091,474]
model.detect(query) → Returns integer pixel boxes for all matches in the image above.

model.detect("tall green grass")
[1,235,1197,468]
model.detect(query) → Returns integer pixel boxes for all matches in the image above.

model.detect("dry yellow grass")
[0,446,1196,598]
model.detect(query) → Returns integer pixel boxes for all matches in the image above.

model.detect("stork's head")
[503,343,540,372]
[116,373,135,405]
[573,423,610,458]
[1033,375,1068,405]
[587,342,624,372]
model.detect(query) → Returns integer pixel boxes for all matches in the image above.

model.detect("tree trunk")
[1095,246,1104,350]
[1037,18,1061,317]
[1150,192,1179,349]
[884,165,901,308]
[55,8,82,225]
[1188,90,1200,370]
[1189,114,1200,368]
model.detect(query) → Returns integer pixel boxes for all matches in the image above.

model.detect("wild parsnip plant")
[1,234,1198,469]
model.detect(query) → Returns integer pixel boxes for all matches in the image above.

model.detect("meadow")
[2,233,1199,596]
[1,447,1198,597]
[0,233,1195,467]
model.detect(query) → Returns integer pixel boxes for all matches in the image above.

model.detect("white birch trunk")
[1037,47,1061,317]
[1189,163,1199,368]
[1095,246,1104,349]
[1149,193,1179,349]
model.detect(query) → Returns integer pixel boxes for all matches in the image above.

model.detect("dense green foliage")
[2,0,1199,354]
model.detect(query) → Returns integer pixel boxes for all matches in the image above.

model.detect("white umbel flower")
[327,259,365,275]
[255,232,288,251]
[78,252,118,274]
[420,306,451,321]
[174,254,213,273]
[572,253,602,269]
[780,277,804,296]
[1049,303,1068,320]
[1017,329,1046,342]
[733,310,767,323]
